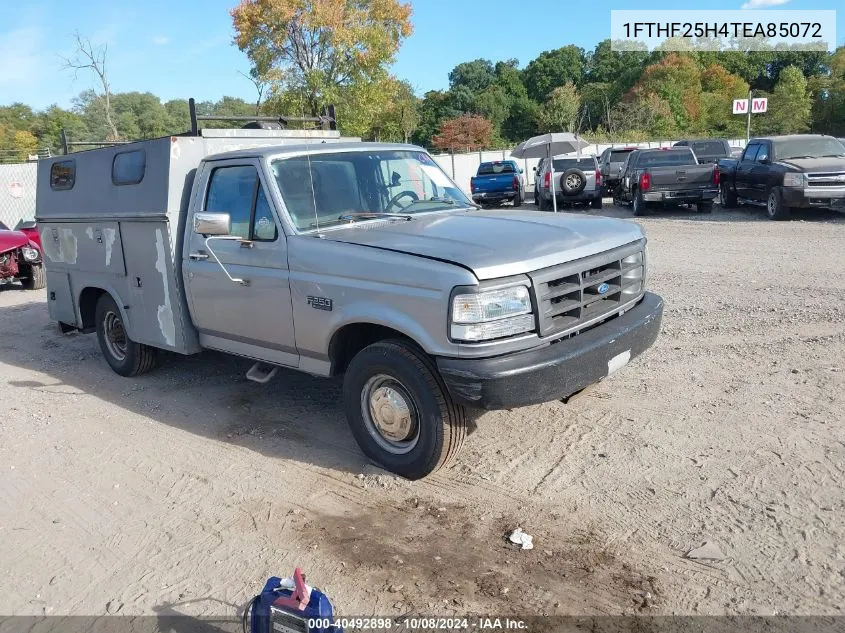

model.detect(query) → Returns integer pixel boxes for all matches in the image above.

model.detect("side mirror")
[758,157,770,165]
[194,212,231,236]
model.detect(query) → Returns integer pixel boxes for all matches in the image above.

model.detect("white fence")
[0,162,38,229]
[431,139,748,196]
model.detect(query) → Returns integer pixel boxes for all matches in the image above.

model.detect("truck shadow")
[1,296,375,476]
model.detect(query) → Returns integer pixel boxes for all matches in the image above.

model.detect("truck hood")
[0,230,31,254]
[777,156,845,172]
[325,209,644,280]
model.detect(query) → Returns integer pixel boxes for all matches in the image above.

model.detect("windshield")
[638,150,697,167]
[552,158,596,171]
[477,162,515,175]
[774,137,845,160]
[271,150,472,231]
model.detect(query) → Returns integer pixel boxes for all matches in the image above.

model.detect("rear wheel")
[21,263,45,290]
[697,201,713,213]
[720,183,737,208]
[538,194,550,211]
[95,294,159,376]
[342,340,466,479]
[513,188,522,207]
[766,187,791,221]
[633,188,647,216]
[591,196,603,209]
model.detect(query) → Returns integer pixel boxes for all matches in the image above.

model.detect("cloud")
[740,0,790,8]
[152,35,170,46]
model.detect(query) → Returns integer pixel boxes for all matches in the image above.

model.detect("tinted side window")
[755,144,770,162]
[50,160,75,190]
[112,150,146,185]
[206,165,278,241]
[742,144,759,162]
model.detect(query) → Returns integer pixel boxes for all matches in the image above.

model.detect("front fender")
[328,302,441,356]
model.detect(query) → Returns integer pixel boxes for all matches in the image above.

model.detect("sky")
[1,0,842,111]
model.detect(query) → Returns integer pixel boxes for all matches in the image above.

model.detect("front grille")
[807,172,845,187]
[529,240,646,338]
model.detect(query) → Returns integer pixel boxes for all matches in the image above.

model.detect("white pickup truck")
[35,104,663,479]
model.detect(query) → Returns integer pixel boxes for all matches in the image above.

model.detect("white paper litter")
[508,527,534,550]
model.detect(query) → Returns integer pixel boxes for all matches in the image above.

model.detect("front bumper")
[782,186,845,209]
[642,188,718,203]
[436,292,664,409]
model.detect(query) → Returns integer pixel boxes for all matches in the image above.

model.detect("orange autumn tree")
[431,114,493,152]
[232,0,413,117]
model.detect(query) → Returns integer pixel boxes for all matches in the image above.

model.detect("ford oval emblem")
[597,282,610,295]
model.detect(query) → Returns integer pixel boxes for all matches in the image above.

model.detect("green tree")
[759,65,812,134]
[523,46,586,102]
[33,105,90,152]
[630,53,703,132]
[448,59,496,93]
[810,47,845,136]
[536,83,581,132]
[231,0,413,116]
[412,90,459,147]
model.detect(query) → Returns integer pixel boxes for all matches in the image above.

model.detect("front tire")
[95,293,159,377]
[766,187,791,221]
[342,340,466,480]
[21,263,46,290]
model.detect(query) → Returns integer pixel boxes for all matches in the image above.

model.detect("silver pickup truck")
[35,114,663,479]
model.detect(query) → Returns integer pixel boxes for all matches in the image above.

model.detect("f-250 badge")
[307,296,333,311]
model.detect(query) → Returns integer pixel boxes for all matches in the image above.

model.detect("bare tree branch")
[238,70,269,114]
[61,32,120,140]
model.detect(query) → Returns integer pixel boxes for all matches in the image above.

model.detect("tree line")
[2,0,844,161]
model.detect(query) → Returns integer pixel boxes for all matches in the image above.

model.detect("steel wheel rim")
[361,374,420,455]
[103,310,127,361]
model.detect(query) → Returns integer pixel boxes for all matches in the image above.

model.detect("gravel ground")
[1,200,843,619]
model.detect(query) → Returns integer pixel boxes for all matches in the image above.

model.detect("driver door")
[183,159,298,367]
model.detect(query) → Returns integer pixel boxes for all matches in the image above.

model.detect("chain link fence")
[0,162,38,229]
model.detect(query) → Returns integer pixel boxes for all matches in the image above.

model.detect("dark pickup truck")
[718,134,845,220]
[470,160,524,206]
[673,138,731,164]
[615,147,719,216]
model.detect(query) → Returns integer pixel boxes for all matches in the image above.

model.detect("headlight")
[22,247,40,262]
[451,286,534,342]
[783,172,806,187]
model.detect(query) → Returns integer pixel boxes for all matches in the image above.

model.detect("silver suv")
[536,155,603,210]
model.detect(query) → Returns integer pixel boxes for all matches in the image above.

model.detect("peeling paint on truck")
[154,228,176,346]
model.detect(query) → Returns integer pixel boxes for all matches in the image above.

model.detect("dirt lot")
[1,201,844,619]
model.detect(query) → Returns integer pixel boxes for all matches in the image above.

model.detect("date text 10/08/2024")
[306,617,528,630]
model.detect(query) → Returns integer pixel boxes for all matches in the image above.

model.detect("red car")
[0,220,45,290]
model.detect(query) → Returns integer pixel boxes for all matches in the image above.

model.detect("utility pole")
[746,89,752,143]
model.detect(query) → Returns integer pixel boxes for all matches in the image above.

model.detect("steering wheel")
[386,190,419,211]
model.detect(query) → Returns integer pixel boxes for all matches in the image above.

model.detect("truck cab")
[36,106,663,479]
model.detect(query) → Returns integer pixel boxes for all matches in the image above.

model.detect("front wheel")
[342,340,466,479]
[95,293,159,376]
[767,187,791,221]
[21,263,46,290]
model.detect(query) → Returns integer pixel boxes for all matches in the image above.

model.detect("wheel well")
[79,287,107,330]
[329,323,414,376]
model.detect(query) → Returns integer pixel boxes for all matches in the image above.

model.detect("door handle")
[189,252,209,261]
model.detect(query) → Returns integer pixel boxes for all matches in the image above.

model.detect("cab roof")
[206,141,425,162]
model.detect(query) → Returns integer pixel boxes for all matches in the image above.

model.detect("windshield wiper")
[337,212,413,222]
[818,154,845,158]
